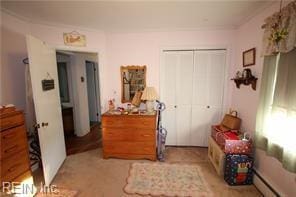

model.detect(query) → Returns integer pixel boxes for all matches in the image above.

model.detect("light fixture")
[141,87,159,113]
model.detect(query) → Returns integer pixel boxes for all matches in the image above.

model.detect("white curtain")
[256,48,296,173]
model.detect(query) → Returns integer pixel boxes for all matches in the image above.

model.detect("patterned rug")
[124,163,212,197]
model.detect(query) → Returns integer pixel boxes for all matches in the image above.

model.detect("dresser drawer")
[104,141,155,155]
[0,125,28,160]
[1,150,30,183]
[0,112,24,131]
[103,128,155,141]
[102,116,156,129]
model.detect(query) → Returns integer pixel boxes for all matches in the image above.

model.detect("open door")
[26,35,66,186]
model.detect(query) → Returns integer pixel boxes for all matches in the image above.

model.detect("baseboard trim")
[253,170,280,197]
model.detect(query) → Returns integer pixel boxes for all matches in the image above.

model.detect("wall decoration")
[42,72,55,91]
[121,65,146,103]
[63,31,86,47]
[243,48,256,67]
[231,68,258,91]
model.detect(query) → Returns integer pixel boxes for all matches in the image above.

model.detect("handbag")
[221,110,241,130]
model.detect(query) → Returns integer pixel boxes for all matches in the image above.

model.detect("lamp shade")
[141,87,159,101]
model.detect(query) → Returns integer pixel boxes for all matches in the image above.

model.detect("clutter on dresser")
[231,68,258,90]
[108,99,116,111]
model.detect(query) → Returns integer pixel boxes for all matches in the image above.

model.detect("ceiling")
[1,1,276,32]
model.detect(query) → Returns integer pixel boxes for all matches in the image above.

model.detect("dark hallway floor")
[65,123,102,155]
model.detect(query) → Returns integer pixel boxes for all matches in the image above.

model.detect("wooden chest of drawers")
[0,109,32,184]
[102,113,157,161]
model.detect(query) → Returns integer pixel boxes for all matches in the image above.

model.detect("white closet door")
[161,51,194,145]
[191,50,226,146]
[161,52,178,145]
[176,51,194,145]
[191,51,210,146]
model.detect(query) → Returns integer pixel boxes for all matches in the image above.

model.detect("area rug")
[124,163,212,197]
[35,188,78,197]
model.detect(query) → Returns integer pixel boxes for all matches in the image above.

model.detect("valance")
[262,1,296,56]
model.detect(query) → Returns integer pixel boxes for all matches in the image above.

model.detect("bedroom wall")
[1,11,108,113]
[231,1,296,196]
[0,11,29,110]
[1,10,236,114]
[106,30,236,111]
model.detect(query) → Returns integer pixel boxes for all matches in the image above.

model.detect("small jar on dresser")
[0,107,33,190]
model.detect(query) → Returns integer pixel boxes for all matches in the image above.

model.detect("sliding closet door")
[161,52,178,145]
[161,51,194,145]
[191,50,226,146]
[175,51,194,145]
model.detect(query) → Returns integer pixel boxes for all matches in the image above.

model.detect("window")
[256,48,296,173]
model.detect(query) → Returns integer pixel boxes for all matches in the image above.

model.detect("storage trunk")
[208,137,225,176]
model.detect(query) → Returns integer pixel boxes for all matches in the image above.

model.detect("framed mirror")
[121,65,146,103]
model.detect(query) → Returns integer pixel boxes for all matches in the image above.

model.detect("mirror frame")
[121,65,147,103]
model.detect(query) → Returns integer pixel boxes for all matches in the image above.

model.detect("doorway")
[56,51,102,155]
[85,60,101,127]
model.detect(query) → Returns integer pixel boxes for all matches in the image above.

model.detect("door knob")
[42,122,49,127]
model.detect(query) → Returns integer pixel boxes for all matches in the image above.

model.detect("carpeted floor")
[33,147,262,197]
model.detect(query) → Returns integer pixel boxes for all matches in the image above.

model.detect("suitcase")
[224,154,254,185]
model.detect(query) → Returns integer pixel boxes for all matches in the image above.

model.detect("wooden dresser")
[102,112,157,161]
[0,108,32,184]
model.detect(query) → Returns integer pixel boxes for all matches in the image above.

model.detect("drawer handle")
[142,134,151,137]
[4,145,18,153]
[8,163,21,172]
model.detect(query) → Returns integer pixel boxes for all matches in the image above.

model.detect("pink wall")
[232,2,296,196]
[1,12,29,109]
[106,30,236,109]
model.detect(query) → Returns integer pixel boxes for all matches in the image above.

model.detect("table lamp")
[141,87,159,113]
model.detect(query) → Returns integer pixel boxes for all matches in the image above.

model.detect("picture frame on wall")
[243,48,256,67]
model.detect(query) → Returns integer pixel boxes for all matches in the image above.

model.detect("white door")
[161,52,178,145]
[191,50,226,146]
[176,51,194,145]
[161,51,194,145]
[26,35,66,186]
[161,49,226,147]
[86,61,98,122]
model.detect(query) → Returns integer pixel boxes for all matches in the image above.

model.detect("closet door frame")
[159,46,231,146]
